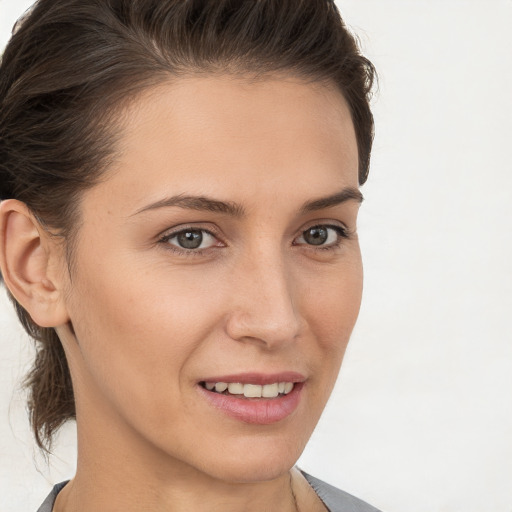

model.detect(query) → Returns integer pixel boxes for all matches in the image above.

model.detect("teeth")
[215,382,228,392]
[243,384,262,398]
[262,383,279,398]
[227,383,244,395]
[204,381,295,397]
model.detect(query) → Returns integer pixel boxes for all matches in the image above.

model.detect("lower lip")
[198,383,304,425]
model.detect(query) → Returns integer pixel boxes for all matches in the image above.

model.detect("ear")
[0,199,70,328]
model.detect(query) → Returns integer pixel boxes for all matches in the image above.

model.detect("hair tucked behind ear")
[0,0,376,453]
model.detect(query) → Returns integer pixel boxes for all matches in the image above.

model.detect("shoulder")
[301,471,383,512]
[36,481,69,512]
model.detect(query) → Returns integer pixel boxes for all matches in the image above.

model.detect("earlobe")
[0,199,69,328]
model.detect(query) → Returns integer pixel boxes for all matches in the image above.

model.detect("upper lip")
[199,372,306,385]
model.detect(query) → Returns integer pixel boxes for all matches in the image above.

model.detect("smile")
[201,381,295,398]
[197,373,305,424]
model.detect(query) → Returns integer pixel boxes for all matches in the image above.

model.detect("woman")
[0,0,379,510]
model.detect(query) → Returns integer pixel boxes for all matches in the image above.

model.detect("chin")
[196,432,309,484]
[209,458,295,484]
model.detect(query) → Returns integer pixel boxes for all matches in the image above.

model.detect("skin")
[1,74,363,511]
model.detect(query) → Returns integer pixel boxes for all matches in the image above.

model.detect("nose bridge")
[226,241,301,347]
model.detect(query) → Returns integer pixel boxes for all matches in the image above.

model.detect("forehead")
[92,74,359,214]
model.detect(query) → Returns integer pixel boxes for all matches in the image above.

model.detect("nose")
[225,247,302,349]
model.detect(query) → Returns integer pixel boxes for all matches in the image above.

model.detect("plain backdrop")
[1,1,511,511]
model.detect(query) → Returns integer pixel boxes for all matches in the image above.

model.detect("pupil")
[178,230,203,249]
[304,227,328,245]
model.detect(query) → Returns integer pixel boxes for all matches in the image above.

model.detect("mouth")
[197,373,305,424]
[199,381,295,399]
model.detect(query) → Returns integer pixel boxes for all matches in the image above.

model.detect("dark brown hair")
[0,0,376,452]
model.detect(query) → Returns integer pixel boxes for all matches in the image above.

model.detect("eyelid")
[158,224,225,254]
[159,223,222,240]
[299,220,350,236]
[156,220,352,256]
[293,222,350,247]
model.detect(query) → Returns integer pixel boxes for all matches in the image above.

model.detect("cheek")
[65,239,361,416]
[297,254,363,384]
[303,255,363,341]
[65,258,224,415]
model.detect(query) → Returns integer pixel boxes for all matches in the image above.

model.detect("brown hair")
[0,0,376,452]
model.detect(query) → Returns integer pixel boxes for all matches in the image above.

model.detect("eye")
[295,224,348,247]
[161,228,219,251]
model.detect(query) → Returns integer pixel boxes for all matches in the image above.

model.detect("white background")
[1,1,511,511]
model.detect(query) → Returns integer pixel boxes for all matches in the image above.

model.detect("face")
[58,74,363,483]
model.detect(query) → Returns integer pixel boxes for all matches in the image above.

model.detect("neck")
[56,473,298,512]
[54,408,299,512]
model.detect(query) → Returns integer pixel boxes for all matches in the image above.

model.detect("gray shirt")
[36,472,382,512]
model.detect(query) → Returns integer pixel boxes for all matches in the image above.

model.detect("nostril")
[224,307,301,348]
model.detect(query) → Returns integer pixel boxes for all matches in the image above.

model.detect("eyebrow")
[133,194,245,217]
[133,187,363,217]
[300,187,364,213]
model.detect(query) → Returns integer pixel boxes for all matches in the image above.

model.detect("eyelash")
[294,224,350,251]
[158,223,350,257]
[158,227,219,257]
